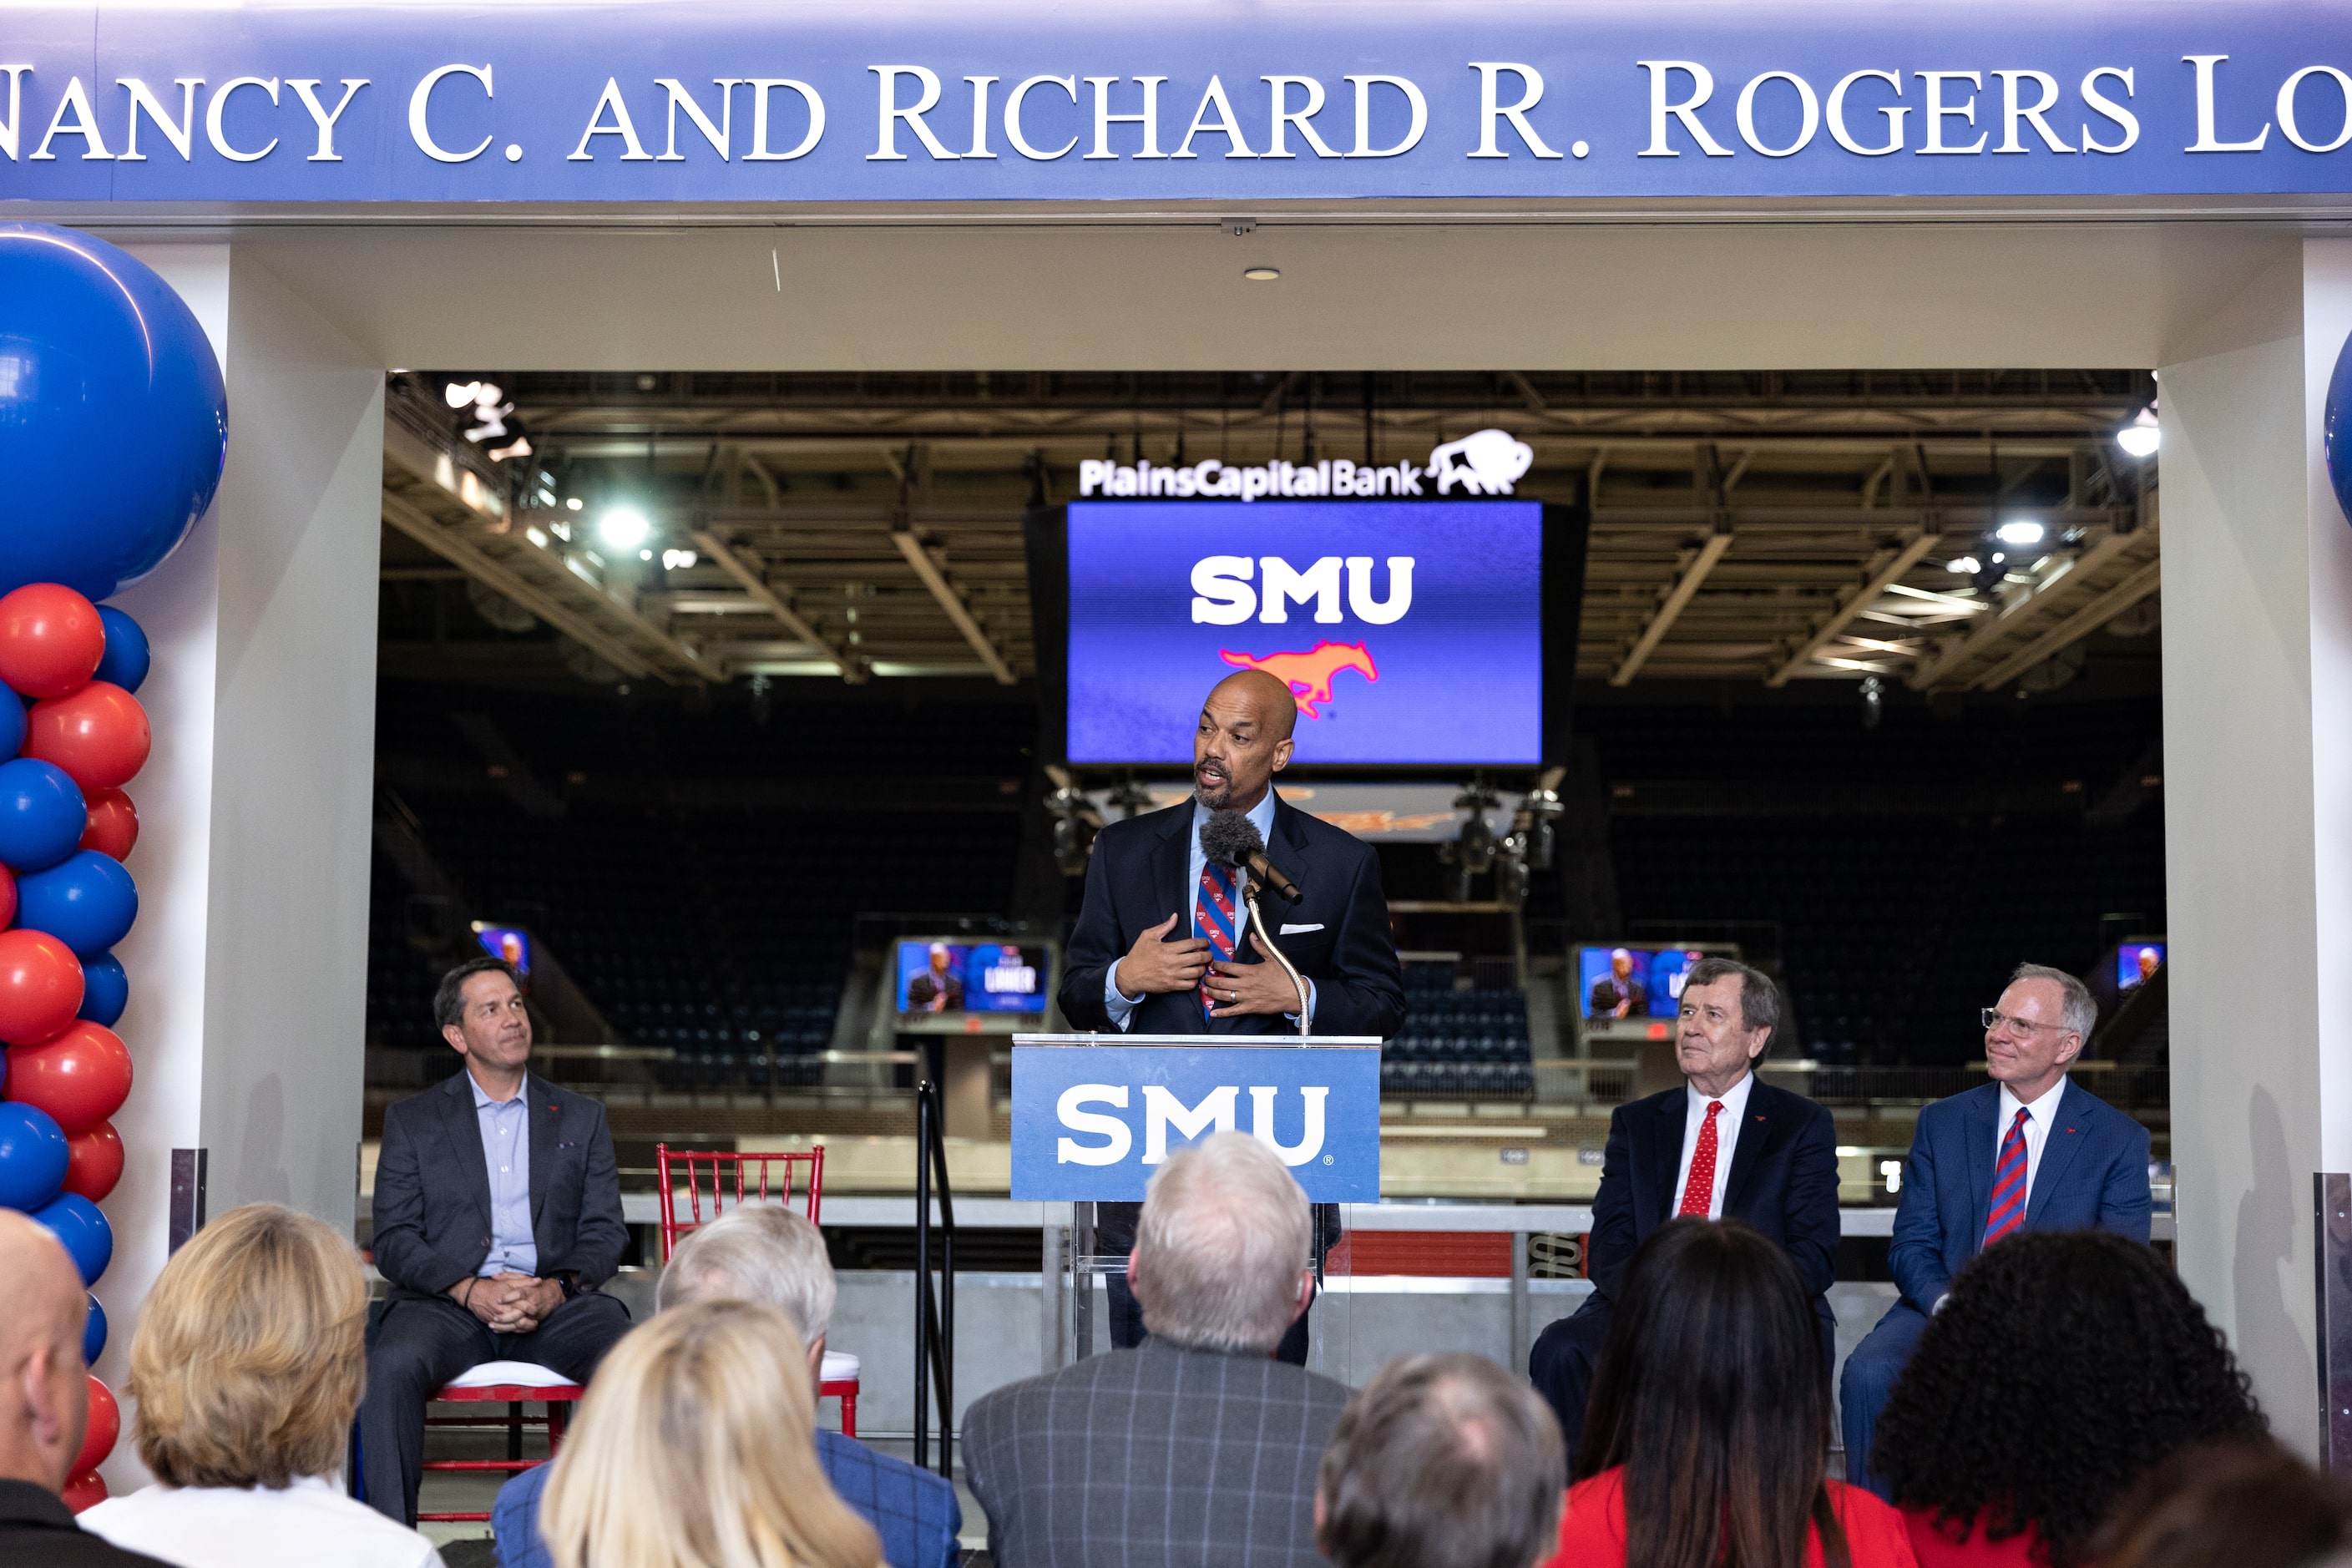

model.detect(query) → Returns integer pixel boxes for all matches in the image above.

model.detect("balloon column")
[0,223,226,1511]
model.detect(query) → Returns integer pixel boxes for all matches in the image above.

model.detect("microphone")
[1200,811,1302,903]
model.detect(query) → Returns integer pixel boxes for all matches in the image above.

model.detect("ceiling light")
[638,549,654,561]
[599,507,650,550]
[565,497,584,512]
[1242,266,1281,281]
[662,549,700,571]
[1946,555,1981,574]
[1995,518,2046,547]
[2117,405,2160,458]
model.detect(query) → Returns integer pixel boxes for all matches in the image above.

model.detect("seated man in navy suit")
[1529,957,1839,1455]
[1839,962,2152,1497]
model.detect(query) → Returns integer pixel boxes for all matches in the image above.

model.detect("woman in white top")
[78,1202,443,1568]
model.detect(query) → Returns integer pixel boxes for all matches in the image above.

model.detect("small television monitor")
[474,925,531,979]
[1576,944,1715,1020]
[2118,942,2165,990]
[896,940,1050,1015]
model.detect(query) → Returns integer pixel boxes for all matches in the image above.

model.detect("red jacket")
[1543,1468,1920,1568]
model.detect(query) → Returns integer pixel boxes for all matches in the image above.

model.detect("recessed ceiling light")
[1242,266,1281,281]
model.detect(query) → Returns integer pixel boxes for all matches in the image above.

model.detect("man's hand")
[487,1275,564,1334]
[1206,933,1310,1019]
[1115,913,1211,997]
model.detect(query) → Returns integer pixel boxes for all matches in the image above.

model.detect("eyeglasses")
[1980,1008,2067,1034]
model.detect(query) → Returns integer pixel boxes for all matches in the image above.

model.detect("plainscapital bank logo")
[1079,427,1533,501]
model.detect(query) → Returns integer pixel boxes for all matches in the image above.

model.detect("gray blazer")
[370,1070,628,1299]
[963,1338,1349,1568]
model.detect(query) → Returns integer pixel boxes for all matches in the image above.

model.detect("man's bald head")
[0,1209,90,1492]
[1195,670,1299,812]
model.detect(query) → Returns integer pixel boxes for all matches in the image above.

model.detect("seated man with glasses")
[1839,963,2152,1500]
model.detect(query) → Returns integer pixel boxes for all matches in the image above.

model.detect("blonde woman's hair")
[126,1202,369,1489]
[542,1299,882,1568]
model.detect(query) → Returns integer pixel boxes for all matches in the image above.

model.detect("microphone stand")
[1239,866,1313,1035]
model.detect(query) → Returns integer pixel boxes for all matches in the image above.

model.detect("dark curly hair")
[1872,1231,2263,1566]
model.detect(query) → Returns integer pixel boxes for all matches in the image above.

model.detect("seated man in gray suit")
[360,957,631,1525]
[964,1131,1348,1568]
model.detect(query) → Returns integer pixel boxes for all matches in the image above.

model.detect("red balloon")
[0,928,83,1044]
[61,1469,106,1513]
[24,684,149,793]
[0,862,20,929]
[80,789,137,862]
[0,586,104,701]
[63,1121,123,1203]
[75,1376,119,1473]
[4,1022,130,1134]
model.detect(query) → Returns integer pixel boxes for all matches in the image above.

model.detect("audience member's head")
[1316,1352,1565,1568]
[126,1202,368,1490]
[1127,1130,1313,1355]
[1874,1231,2263,1566]
[2095,1440,2352,1568]
[1581,1217,1839,1568]
[655,1203,837,1377]
[0,1209,89,1494]
[542,1299,880,1568]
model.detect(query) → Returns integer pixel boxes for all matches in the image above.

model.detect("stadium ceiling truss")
[378,370,2157,693]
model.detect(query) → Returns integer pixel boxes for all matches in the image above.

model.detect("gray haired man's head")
[655,1203,836,1342]
[2010,962,2098,1039]
[1130,1130,1313,1354]
[1318,1352,1567,1568]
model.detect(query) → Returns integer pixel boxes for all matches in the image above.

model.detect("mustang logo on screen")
[1065,499,1542,765]
[1218,641,1378,719]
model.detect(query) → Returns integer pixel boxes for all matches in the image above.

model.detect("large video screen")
[2118,943,2165,990]
[896,940,1050,1014]
[1065,500,1543,765]
[1578,945,1711,1020]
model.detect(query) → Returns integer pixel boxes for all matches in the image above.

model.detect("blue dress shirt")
[492,1427,963,1568]
[1103,792,1311,1027]
[470,1075,537,1276]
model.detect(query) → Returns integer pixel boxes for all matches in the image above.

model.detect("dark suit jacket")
[1586,1077,1842,1323]
[964,1338,1350,1568]
[1057,795,1405,1039]
[0,1480,172,1567]
[371,1069,627,1299]
[1889,1077,2152,1313]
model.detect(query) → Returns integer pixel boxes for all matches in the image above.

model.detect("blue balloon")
[2331,331,2352,527]
[78,953,127,1028]
[0,225,226,600]
[0,758,86,872]
[32,1191,111,1285]
[93,608,150,695]
[0,1100,69,1212]
[0,690,25,762]
[17,851,137,957]
[83,1292,105,1363]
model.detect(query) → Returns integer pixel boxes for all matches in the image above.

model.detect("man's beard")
[1195,776,1232,810]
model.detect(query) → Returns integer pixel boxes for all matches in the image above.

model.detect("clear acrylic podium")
[1014,1033,1380,1386]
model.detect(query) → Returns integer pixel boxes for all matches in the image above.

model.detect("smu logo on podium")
[1010,1041,1381,1202]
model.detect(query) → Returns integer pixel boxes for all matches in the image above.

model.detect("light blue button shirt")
[470,1075,537,1276]
[1105,792,1312,1028]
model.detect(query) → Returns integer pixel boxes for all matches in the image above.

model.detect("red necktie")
[1984,1108,2032,1247]
[1678,1100,1724,1216]
[1195,861,1240,1014]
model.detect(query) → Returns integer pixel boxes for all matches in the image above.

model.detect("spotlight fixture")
[1994,518,2046,547]
[1946,555,1982,575]
[2117,404,2160,458]
[565,497,584,511]
[598,506,650,550]
[660,549,699,571]
[1859,674,1884,731]
[1242,266,1281,281]
[638,549,654,561]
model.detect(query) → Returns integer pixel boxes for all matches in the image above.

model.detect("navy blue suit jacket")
[1586,1077,1842,1323]
[1888,1078,2152,1313]
[1057,794,1405,1039]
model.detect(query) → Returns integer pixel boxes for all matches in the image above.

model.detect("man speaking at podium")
[1059,668,1405,1363]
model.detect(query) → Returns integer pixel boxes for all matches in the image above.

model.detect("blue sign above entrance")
[2,3,2350,205]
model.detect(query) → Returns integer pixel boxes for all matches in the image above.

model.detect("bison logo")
[1220,642,1378,719]
[1425,428,1534,495]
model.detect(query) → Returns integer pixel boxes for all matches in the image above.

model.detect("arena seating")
[1381,960,1535,1098]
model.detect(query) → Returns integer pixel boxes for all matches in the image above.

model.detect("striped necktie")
[1984,1107,2032,1247]
[1195,859,1241,1014]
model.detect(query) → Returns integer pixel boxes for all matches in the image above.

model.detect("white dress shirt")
[1995,1074,2070,1208]
[1672,1070,1756,1220]
[80,1474,444,1568]
[1105,792,1312,1027]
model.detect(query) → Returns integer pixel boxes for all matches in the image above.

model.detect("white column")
[2162,238,2352,1456]
[98,244,383,1488]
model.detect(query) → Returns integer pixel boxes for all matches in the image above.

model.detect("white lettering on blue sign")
[1055,1082,1331,1167]
[1188,555,1415,627]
